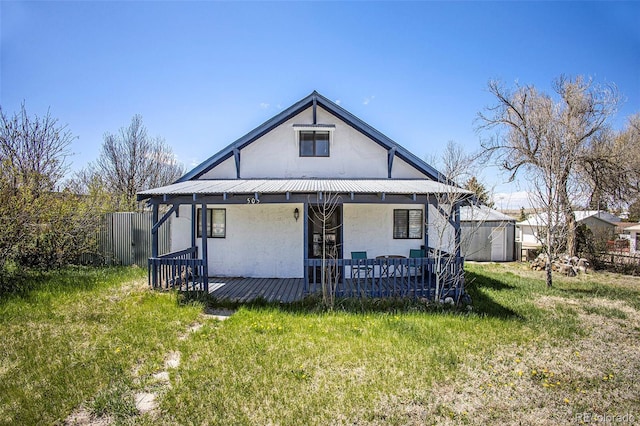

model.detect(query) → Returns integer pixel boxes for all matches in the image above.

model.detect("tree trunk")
[545,226,553,288]
[558,182,577,257]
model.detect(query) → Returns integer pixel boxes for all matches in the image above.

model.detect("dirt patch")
[203,307,235,321]
[164,351,181,369]
[134,392,157,414]
[376,293,640,425]
[64,407,111,426]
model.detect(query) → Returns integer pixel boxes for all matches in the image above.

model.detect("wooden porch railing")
[304,256,464,300]
[148,247,208,292]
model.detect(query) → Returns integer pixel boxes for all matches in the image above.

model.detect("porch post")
[424,199,429,252]
[152,203,159,258]
[303,201,309,295]
[191,203,196,251]
[200,202,209,292]
[151,203,159,288]
[454,201,461,259]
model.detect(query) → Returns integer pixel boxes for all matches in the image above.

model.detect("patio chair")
[351,251,373,279]
[408,249,426,276]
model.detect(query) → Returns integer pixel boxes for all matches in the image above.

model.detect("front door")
[308,205,342,284]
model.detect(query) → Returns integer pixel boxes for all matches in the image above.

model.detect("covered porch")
[138,179,471,302]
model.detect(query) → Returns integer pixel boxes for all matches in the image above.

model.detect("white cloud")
[334,99,341,105]
[259,102,270,109]
[362,95,375,105]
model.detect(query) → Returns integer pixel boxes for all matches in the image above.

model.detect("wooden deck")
[208,277,305,303]
[207,276,444,303]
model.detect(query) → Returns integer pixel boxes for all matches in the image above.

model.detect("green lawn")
[1,263,638,425]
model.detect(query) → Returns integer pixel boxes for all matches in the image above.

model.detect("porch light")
[294,208,300,222]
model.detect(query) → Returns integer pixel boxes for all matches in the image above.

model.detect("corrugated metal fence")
[81,212,171,266]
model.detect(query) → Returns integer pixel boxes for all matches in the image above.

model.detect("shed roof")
[460,205,515,222]
[138,179,472,200]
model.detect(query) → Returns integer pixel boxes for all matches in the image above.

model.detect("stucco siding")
[198,106,429,180]
[172,204,303,278]
[343,204,426,258]
[201,156,236,179]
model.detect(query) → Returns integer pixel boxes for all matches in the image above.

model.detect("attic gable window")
[300,131,329,157]
[293,124,335,158]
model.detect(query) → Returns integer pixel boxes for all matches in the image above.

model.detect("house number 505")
[247,197,260,204]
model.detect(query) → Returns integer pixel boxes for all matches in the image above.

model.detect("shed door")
[491,227,506,261]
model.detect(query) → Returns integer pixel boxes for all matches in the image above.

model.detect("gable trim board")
[177,91,448,184]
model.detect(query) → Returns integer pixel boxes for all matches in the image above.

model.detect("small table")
[376,255,407,277]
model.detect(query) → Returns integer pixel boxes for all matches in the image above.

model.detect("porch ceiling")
[138,179,472,201]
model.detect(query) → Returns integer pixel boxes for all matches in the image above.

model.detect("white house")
[516,210,619,258]
[138,92,472,300]
[623,224,640,253]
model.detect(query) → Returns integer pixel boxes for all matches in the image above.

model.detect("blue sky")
[2,1,639,208]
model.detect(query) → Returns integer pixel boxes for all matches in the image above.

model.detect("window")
[299,131,330,157]
[197,208,226,238]
[393,209,423,239]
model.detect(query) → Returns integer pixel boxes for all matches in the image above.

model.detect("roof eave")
[176,91,451,185]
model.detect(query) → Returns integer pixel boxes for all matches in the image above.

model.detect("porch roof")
[137,178,473,200]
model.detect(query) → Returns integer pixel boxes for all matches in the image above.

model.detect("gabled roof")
[517,210,618,227]
[573,210,620,224]
[177,91,448,183]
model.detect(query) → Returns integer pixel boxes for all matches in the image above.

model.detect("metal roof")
[460,205,515,222]
[138,179,472,199]
[517,211,618,227]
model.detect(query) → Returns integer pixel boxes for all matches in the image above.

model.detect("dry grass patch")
[378,271,640,425]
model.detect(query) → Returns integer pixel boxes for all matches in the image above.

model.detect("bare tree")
[428,185,479,302]
[427,140,478,186]
[426,141,497,298]
[0,103,73,192]
[84,115,185,211]
[0,104,101,279]
[309,192,342,309]
[478,75,620,258]
[581,114,640,212]
[0,104,74,270]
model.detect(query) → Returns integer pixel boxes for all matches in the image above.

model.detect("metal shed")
[460,205,516,262]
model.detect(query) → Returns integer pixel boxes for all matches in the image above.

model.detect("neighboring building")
[460,205,516,262]
[621,224,640,253]
[516,210,619,258]
[138,91,472,299]
[573,210,621,225]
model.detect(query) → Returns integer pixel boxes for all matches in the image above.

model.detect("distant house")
[619,223,640,253]
[460,205,516,262]
[138,91,472,300]
[516,210,619,257]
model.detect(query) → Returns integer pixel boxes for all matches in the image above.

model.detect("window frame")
[196,208,226,238]
[393,209,423,239]
[299,130,330,157]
